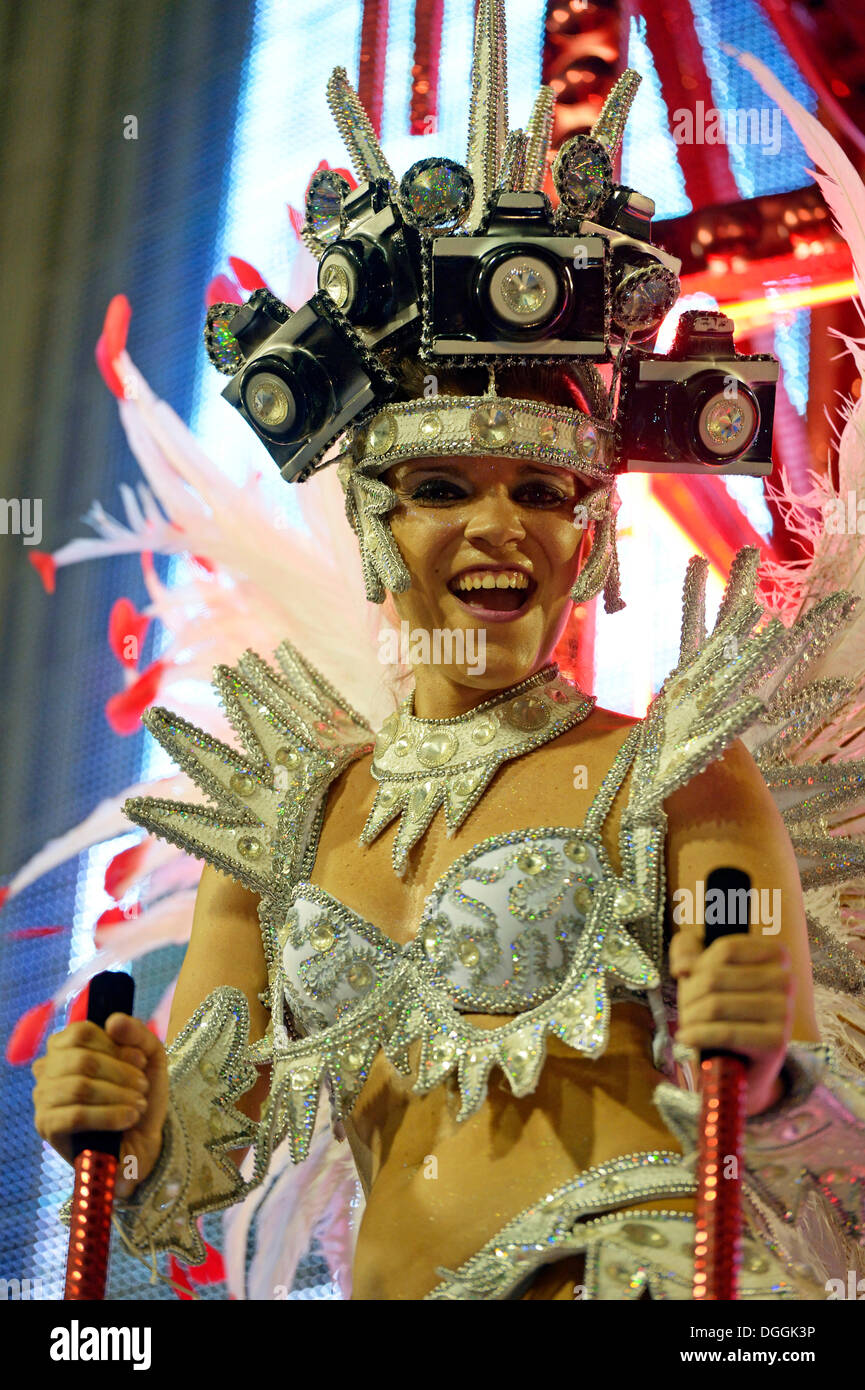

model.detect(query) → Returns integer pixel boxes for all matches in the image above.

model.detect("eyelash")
[407,479,571,507]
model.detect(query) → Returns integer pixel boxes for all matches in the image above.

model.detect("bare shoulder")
[663,736,781,834]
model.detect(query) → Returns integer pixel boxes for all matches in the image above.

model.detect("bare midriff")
[307,709,694,1302]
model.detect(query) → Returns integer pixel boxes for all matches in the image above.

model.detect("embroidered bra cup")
[279,827,649,1037]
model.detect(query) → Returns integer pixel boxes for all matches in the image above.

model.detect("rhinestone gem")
[564,839,589,864]
[409,780,435,815]
[516,850,547,875]
[237,834,263,860]
[310,921,335,952]
[537,418,559,446]
[422,926,440,957]
[578,423,599,463]
[347,960,374,990]
[367,412,397,453]
[457,939,480,967]
[554,135,611,213]
[469,404,513,447]
[705,400,745,444]
[399,156,474,231]
[290,1067,316,1091]
[471,715,499,745]
[320,261,351,308]
[229,771,254,797]
[452,770,483,798]
[621,1222,668,1249]
[506,694,549,731]
[695,688,714,711]
[305,168,350,243]
[430,1037,455,1063]
[391,735,412,757]
[377,784,398,807]
[419,413,442,440]
[343,1048,365,1074]
[574,885,592,913]
[199,1060,218,1083]
[417,731,457,768]
[500,263,548,316]
[615,888,638,916]
[274,747,301,769]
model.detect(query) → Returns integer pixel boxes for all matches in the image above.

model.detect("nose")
[462,483,527,550]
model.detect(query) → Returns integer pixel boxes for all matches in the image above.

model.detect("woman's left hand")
[669,931,795,1116]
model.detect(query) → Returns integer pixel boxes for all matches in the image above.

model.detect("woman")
[30,10,865,1296]
[33,358,842,1301]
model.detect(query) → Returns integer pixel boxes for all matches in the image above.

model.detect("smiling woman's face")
[382,454,588,705]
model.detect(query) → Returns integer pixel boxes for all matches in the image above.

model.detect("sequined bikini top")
[280,727,654,1038]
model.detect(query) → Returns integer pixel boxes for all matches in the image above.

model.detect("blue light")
[622,15,692,219]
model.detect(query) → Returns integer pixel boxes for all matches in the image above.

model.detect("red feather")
[7,926,65,940]
[187,1241,226,1285]
[0,887,9,910]
[287,204,305,241]
[228,256,267,292]
[104,842,149,900]
[67,987,90,1024]
[205,274,243,309]
[29,551,56,594]
[6,999,54,1065]
[104,659,166,735]
[108,597,151,668]
[94,295,132,398]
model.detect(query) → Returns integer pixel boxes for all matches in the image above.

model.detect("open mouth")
[447,567,537,616]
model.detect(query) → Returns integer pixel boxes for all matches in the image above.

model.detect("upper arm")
[167,862,271,1049]
[663,738,820,1041]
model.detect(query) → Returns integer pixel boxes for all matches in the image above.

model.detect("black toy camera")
[616,311,779,475]
[427,190,608,358]
[217,288,396,483]
[315,179,420,347]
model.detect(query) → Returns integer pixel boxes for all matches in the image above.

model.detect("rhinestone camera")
[616,311,779,475]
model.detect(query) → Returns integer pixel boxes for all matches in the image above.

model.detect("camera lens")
[240,350,331,442]
[482,251,561,331]
[686,374,760,463]
[246,372,296,432]
[319,247,360,312]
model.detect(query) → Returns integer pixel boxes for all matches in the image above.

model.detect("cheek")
[538,516,585,580]
[387,507,463,578]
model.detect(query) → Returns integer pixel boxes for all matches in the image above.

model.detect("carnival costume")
[17,2,864,1298]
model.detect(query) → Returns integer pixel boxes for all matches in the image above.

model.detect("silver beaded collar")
[360,664,595,874]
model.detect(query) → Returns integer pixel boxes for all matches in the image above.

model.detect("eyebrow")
[395,459,576,480]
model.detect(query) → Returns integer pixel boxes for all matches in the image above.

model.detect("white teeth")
[453,570,529,592]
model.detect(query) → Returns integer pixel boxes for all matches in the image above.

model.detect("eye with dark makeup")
[401,475,576,507]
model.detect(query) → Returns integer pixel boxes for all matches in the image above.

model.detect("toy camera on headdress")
[426,190,607,357]
[617,311,779,475]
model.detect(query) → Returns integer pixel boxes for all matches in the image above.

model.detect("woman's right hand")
[32,1012,169,1199]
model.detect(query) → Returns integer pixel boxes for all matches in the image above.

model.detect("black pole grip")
[70,970,135,1161]
[701,867,751,1060]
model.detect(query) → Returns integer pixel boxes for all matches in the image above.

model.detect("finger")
[43,1048,150,1093]
[104,1014,161,1064]
[46,1020,130,1060]
[675,1021,789,1052]
[702,937,791,968]
[669,931,703,978]
[36,1102,145,1140]
[39,1076,150,1113]
[678,964,792,1001]
[678,991,790,1027]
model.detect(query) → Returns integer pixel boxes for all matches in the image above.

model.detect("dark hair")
[381,352,607,419]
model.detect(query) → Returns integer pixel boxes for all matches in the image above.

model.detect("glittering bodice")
[279,828,651,1037]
